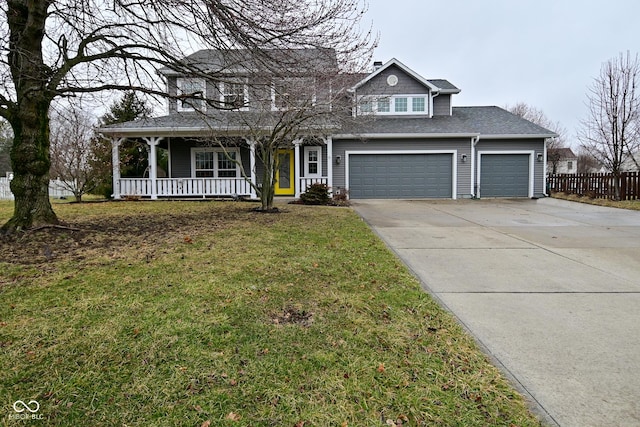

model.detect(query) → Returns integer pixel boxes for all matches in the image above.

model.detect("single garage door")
[349,153,453,199]
[480,154,530,197]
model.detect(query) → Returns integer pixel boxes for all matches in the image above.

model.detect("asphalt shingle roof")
[100,106,557,138]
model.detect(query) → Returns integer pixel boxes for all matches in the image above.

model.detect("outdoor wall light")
[335,155,341,164]
[461,154,467,163]
[537,153,543,162]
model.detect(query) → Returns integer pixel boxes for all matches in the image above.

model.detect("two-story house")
[547,147,578,174]
[100,48,557,199]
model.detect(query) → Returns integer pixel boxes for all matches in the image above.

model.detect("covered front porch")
[109,136,333,199]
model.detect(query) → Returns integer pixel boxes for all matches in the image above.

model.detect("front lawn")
[0,200,541,426]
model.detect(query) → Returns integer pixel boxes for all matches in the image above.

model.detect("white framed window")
[177,78,206,112]
[220,81,248,110]
[357,95,429,115]
[191,148,240,178]
[412,97,426,112]
[394,97,408,112]
[304,146,323,177]
[272,78,316,110]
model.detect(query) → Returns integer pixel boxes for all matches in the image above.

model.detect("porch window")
[217,151,238,177]
[192,148,240,178]
[194,151,215,177]
[304,146,323,177]
[177,78,206,111]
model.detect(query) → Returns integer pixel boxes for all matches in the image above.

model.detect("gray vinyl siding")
[333,138,473,198]
[475,139,546,197]
[169,139,251,178]
[433,94,451,116]
[356,65,429,97]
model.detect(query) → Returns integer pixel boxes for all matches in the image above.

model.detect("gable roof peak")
[350,58,460,94]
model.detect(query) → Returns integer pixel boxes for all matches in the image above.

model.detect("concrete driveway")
[352,198,640,427]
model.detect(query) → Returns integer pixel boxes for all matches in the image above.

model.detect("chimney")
[373,61,383,71]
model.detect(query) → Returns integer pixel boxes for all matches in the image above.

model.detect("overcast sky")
[363,0,640,147]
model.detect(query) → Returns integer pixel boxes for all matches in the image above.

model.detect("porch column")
[293,139,302,197]
[111,137,124,199]
[143,137,164,200]
[325,136,333,194]
[248,139,258,199]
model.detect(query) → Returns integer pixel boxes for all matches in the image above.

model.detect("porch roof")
[99,111,341,138]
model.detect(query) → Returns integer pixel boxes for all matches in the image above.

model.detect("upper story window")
[177,78,206,112]
[272,78,316,111]
[357,94,428,116]
[220,81,248,110]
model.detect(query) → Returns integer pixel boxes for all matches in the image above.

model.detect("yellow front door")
[274,149,295,195]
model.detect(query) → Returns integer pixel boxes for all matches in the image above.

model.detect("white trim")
[344,150,457,199]
[190,147,241,179]
[326,136,333,192]
[303,145,323,178]
[476,150,535,198]
[176,77,206,112]
[333,132,479,140]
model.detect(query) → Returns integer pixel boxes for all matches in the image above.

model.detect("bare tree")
[49,104,98,202]
[576,147,603,173]
[578,51,640,199]
[0,0,374,233]
[190,50,362,211]
[506,102,569,173]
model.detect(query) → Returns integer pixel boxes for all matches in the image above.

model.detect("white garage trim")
[477,150,534,198]
[345,150,458,199]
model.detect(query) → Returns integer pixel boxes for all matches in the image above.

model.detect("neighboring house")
[621,152,640,172]
[100,50,557,199]
[547,147,577,174]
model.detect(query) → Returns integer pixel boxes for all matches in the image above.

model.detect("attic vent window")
[387,74,398,86]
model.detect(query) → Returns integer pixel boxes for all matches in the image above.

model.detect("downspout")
[471,135,480,198]
[543,138,550,197]
[429,90,439,118]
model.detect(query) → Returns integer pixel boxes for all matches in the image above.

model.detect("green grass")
[0,200,542,426]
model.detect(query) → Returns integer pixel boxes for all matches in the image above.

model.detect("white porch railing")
[299,177,329,192]
[117,178,253,198]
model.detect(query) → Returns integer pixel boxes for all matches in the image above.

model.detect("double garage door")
[349,153,453,199]
[348,152,532,199]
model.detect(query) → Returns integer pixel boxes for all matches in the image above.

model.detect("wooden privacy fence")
[548,172,640,200]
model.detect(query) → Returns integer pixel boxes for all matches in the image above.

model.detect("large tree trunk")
[2,106,58,233]
[2,0,58,233]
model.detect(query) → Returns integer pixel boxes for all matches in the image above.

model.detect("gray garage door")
[349,153,453,199]
[480,154,530,197]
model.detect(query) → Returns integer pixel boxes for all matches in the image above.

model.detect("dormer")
[350,58,460,117]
